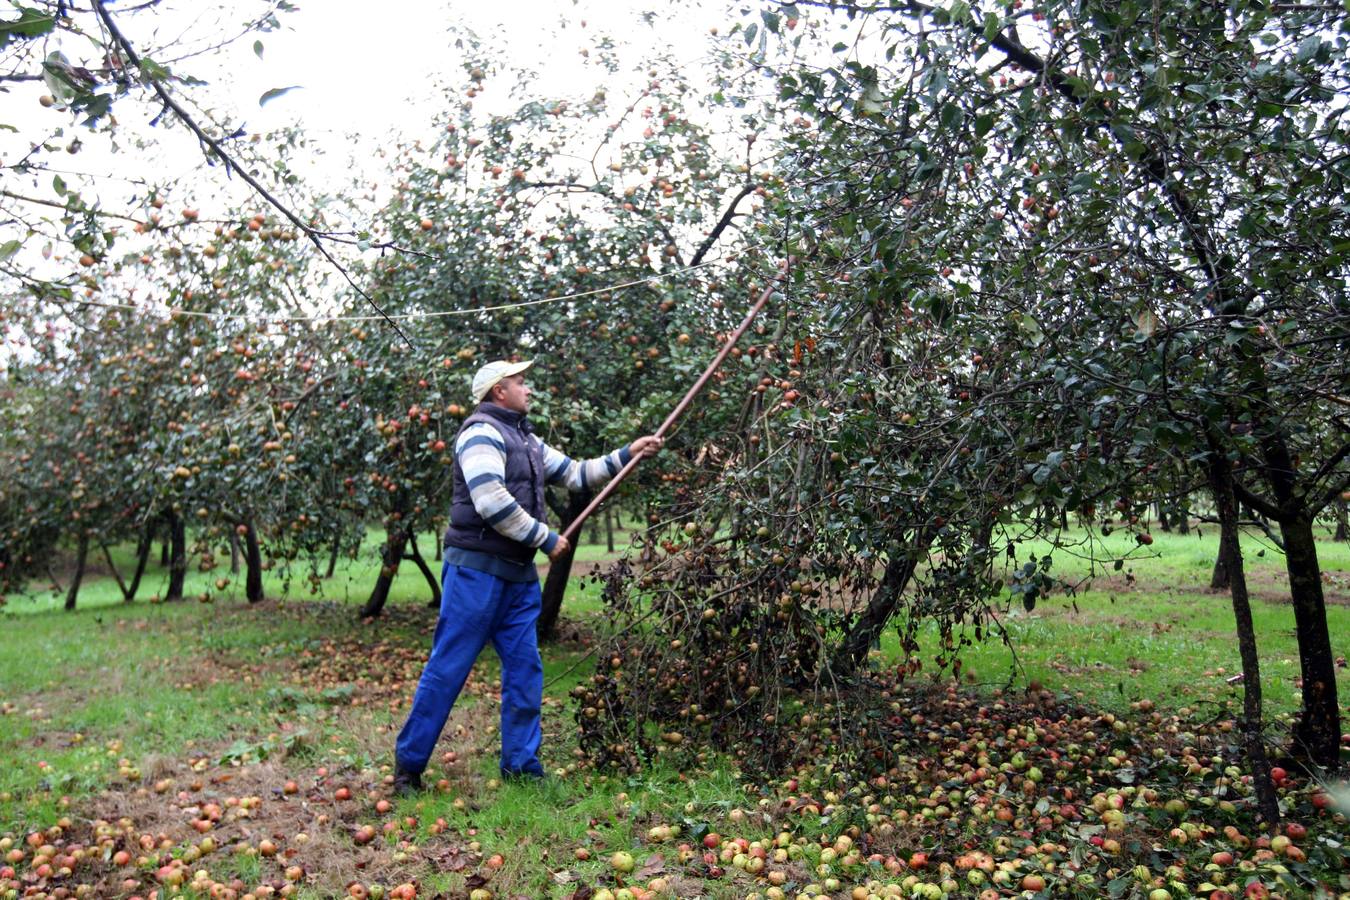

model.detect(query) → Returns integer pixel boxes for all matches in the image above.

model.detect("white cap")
[471,359,534,403]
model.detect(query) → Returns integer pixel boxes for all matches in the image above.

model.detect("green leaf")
[1295,35,1320,63]
[42,51,79,101]
[744,23,758,47]
[859,84,886,115]
[1062,76,1091,98]
[929,67,948,98]
[1068,171,1097,194]
[259,85,303,107]
[52,174,66,196]
[74,92,113,126]
[1018,312,1044,346]
[0,239,21,263]
[138,56,171,82]
[983,12,1000,42]
[253,40,265,59]
[1133,307,1158,338]
[0,7,55,48]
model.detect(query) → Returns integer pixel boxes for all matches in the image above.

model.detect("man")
[393,359,661,793]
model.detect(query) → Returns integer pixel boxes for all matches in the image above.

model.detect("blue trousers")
[394,562,545,778]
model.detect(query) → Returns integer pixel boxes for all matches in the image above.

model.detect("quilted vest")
[443,402,547,564]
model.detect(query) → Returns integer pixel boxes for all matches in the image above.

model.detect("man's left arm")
[540,435,663,493]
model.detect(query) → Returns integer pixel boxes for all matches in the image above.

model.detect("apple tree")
[347,41,772,622]
[574,0,1350,782]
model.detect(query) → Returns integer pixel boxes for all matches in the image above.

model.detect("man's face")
[493,373,532,413]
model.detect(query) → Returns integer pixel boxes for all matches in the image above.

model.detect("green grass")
[0,518,638,838]
[874,524,1350,718]
[1,514,645,617]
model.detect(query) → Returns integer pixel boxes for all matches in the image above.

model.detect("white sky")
[1,0,787,362]
[1,0,773,286]
[4,0,745,200]
[236,0,727,135]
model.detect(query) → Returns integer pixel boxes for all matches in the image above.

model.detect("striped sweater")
[456,421,632,555]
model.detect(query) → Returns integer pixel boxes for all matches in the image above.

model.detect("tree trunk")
[1176,504,1190,536]
[361,527,409,618]
[325,532,342,578]
[64,531,89,611]
[978,519,997,580]
[538,490,592,641]
[605,507,615,553]
[947,0,1340,769]
[1210,539,1233,591]
[101,542,129,599]
[101,528,154,604]
[124,523,153,602]
[1156,501,1172,533]
[165,511,187,602]
[1279,515,1342,768]
[160,532,170,567]
[242,519,264,603]
[1207,449,1279,824]
[1334,497,1348,542]
[100,536,151,604]
[834,528,934,674]
[230,529,241,574]
[403,529,441,608]
[1246,402,1343,768]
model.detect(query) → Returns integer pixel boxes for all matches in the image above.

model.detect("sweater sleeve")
[456,422,558,552]
[540,440,634,493]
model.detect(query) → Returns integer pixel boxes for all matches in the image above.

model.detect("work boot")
[393,765,423,797]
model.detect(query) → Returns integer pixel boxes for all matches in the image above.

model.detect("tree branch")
[90,0,414,347]
[1,188,148,226]
[1311,441,1350,513]
[691,183,755,267]
[1230,476,1283,522]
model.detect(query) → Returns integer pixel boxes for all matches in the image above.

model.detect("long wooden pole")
[561,261,791,543]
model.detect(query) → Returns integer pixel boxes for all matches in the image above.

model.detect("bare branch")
[89,0,414,348]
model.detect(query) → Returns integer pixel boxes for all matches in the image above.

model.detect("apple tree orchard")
[346,48,780,623]
[2,0,1347,780]
[576,0,1350,787]
[0,14,781,617]
[0,0,318,599]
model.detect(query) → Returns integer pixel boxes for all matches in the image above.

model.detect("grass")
[1,514,643,617]
[884,524,1350,719]
[0,517,643,840]
[0,518,1347,897]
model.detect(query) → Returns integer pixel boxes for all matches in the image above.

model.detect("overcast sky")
[238,0,728,135]
[6,0,740,191]
[2,0,767,262]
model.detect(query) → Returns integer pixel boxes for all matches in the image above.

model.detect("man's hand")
[630,435,664,458]
[547,534,571,561]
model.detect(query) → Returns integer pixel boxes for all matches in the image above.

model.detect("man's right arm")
[457,423,562,554]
